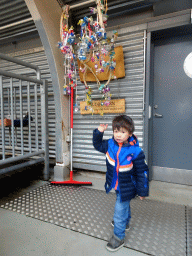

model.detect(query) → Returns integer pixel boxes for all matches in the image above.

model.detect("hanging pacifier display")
[76,0,118,112]
[58,0,119,115]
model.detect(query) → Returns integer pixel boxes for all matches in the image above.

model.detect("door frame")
[143,31,153,181]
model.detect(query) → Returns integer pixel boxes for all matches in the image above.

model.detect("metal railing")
[0,52,49,180]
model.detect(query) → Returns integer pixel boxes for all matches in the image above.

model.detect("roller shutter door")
[73,27,146,172]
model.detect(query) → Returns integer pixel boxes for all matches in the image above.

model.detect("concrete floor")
[0,170,192,256]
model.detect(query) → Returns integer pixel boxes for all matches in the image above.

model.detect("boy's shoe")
[106,234,125,252]
[111,220,130,231]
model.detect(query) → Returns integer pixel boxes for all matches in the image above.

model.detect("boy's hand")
[140,197,145,200]
[98,124,108,133]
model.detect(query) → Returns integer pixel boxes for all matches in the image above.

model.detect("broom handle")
[70,87,74,173]
[71,87,73,129]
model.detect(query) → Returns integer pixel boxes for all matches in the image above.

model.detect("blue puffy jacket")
[93,129,149,202]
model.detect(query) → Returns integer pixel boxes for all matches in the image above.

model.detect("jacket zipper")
[114,143,123,190]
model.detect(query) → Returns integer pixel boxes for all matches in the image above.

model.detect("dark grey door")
[152,35,192,185]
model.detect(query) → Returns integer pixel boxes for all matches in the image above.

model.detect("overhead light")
[184,52,192,78]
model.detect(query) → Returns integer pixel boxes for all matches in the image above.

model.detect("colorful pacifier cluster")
[77,0,118,109]
[58,1,118,114]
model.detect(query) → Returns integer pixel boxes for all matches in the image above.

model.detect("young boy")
[93,115,149,252]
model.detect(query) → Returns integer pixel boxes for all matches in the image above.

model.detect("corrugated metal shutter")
[57,0,152,22]
[0,0,36,41]
[0,47,56,158]
[73,27,146,172]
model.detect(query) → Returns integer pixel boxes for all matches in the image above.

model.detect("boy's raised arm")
[93,125,108,154]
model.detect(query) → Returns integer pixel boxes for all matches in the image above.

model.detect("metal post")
[34,83,38,150]
[8,88,11,146]
[27,82,32,153]
[10,78,15,157]
[0,75,5,159]
[14,87,17,147]
[41,80,49,180]
[19,80,24,155]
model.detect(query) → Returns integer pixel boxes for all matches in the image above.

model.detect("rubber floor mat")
[0,184,186,256]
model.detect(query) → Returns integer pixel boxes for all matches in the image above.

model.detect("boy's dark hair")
[112,115,135,134]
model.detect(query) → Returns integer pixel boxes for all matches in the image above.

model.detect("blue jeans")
[113,191,131,240]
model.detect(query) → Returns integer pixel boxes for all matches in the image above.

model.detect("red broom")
[51,87,92,186]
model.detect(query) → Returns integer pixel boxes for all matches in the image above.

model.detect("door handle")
[154,113,163,118]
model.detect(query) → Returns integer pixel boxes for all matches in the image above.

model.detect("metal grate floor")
[0,184,187,256]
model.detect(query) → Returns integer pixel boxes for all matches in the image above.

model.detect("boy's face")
[113,127,131,144]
